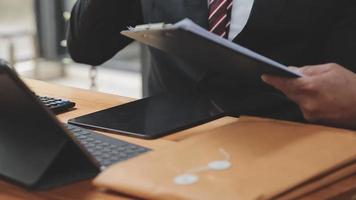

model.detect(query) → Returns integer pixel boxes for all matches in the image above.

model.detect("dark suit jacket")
[67,0,356,97]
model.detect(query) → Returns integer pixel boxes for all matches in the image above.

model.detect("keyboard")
[37,95,76,113]
[64,124,150,170]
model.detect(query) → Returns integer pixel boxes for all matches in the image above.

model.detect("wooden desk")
[0,79,354,200]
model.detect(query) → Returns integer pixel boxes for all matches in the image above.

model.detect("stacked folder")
[93,116,356,200]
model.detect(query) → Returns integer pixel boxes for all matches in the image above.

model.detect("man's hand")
[262,63,356,129]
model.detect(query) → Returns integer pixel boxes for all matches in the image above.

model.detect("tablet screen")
[69,92,225,139]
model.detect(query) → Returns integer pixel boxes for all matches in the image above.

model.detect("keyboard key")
[95,145,103,150]
[103,160,112,166]
[111,150,119,154]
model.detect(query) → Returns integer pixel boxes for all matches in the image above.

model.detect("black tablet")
[68,91,225,139]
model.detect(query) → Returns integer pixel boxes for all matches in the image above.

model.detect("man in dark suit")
[67,0,356,120]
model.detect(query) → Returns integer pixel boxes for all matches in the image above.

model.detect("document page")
[175,19,302,77]
[122,18,303,79]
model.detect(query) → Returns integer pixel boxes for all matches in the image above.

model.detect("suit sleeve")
[321,0,356,72]
[67,0,143,66]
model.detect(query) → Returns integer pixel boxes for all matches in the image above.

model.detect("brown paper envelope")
[93,117,356,200]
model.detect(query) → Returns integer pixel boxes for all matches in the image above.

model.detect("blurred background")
[0,0,142,98]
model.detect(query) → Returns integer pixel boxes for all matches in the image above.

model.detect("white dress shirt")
[228,0,255,40]
[208,0,255,40]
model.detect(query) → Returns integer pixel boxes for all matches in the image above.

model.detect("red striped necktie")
[208,0,233,39]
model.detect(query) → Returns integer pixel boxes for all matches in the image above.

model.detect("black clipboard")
[121,18,302,87]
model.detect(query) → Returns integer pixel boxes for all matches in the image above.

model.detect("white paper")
[174,19,303,77]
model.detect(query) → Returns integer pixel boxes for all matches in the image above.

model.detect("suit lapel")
[184,0,209,29]
[232,0,287,42]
